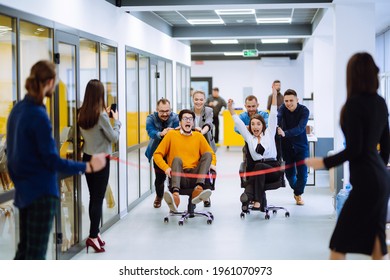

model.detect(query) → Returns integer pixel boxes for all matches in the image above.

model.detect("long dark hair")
[78,79,106,129]
[25,60,56,104]
[340,52,379,125]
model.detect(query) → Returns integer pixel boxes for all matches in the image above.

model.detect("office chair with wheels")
[239,135,290,220]
[163,170,216,226]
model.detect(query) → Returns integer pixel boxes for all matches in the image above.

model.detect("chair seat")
[163,170,216,225]
[239,161,289,220]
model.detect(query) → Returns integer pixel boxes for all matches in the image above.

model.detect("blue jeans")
[283,150,308,196]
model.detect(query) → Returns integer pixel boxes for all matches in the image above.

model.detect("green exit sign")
[242,49,258,57]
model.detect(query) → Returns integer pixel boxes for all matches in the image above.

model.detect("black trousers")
[245,162,283,202]
[14,195,58,260]
[153,160,166,198]
[83,153,110,238]
[213,116,220,143]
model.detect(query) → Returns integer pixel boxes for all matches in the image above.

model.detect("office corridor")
[72,147,367,260]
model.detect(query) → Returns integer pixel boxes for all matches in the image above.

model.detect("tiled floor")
[72,146,369,260]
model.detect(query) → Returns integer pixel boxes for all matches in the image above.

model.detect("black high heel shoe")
[86,238,105,253]
[97,236,105,247]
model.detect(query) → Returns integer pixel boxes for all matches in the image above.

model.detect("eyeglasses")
[182,117,194,122]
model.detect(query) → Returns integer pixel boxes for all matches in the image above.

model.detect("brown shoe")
[153,196,162,208]
[173,192,180,208]
[294,195,304,205]
[163,191,180,212]
[192,185,212,204]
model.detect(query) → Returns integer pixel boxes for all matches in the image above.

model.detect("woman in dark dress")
[306,52,390,260]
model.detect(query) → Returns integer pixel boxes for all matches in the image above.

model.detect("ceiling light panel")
[181,10,222,25]
[256,18,292,24]
[215,9,255,15]
[187,19,224,25]
[256,9,292,24]
[224,52,243,56]
[210,39,238,44]
[261,39,289,44]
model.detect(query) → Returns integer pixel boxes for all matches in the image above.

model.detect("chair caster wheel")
[207,219,212,225]
[285,212,290,217]
[164,217,169,223]
[178,221,184,226]
[265,214,270,220]
[272,210,277,214]
[240,212,245,219]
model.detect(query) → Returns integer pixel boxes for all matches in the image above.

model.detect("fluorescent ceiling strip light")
[224,52,243,56]
[256,18,292,24]
[261,38,289,44]
[210,39,238,44]
[187,19,224,25]
[0,26,12,31]
[215,9,255,15]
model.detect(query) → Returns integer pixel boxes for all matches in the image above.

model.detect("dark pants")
[171,152,212,190]
[153,160,166,198]
[245,162,283,202]
[213,116,220,143]
[283,149,308,196]
[83,153,110,238]
[14,195,58,260]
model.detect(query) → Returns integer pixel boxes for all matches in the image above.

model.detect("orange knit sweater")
[153,129,216,172]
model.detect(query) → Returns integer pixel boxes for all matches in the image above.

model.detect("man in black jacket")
[277,89,309,205]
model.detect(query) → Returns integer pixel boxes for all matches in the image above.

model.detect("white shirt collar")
[180,128,192,136]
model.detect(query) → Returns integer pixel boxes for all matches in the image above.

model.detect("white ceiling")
[106,0,390,60]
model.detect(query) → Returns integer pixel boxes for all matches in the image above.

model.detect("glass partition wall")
[175,64,191,112]
[125,50,173,209]
[0,13,17,260]
[100,43,119,228]
[138,56,151,198]
[0,7,182,259]
[125,51,140,206]
[79,39,119,244]
[0,10,121,259]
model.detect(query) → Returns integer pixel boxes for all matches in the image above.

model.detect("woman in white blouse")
[227,87,282,211]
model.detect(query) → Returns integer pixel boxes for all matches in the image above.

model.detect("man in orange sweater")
[153,109,217,212]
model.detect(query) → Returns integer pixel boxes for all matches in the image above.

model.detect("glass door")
[150,62,158,109]
[53,31,80,259]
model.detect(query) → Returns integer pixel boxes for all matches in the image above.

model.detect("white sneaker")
[192,189,212,204]
[163,191,179,212]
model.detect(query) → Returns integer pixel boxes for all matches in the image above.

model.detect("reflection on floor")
[72,146,371,260]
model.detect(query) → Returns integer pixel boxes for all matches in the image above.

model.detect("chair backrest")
[274,132,283,161]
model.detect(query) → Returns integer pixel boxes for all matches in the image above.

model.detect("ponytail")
[25,60,56,103]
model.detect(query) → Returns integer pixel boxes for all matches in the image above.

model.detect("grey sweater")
[80,111,121,155]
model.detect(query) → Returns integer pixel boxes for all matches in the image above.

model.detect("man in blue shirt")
[7,60,106,259]
[234,95,269,134]
[145,98,179,208]
[277,89,309,205]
